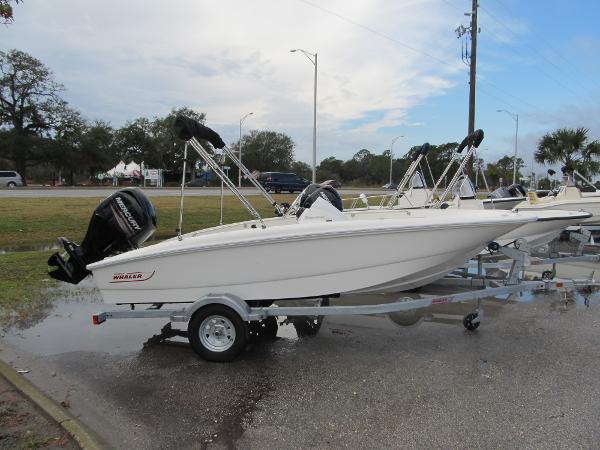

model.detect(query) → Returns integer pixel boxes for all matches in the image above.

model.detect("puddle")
[3,277,599,358]
[0,243,61,254]
[2,282,169,356]
[1,284,310,357]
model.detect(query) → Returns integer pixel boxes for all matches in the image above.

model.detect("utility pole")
[456,0,479,180]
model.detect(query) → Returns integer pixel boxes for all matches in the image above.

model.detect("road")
[1,282,599,449]
[0,187,385,198]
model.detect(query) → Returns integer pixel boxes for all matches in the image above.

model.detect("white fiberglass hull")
[449,193,593,247]
[514,197,600,225]
[88,210,532,304]
[496,210,592,248]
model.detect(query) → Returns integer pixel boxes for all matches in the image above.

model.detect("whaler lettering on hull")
[110,270,155,283]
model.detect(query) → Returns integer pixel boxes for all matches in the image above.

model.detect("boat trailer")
[92,254,600,362]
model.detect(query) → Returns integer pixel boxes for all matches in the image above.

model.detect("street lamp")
[239,112,253,187]
[497,109,519,184]
[290,48,318,183]
[389,135,404,184]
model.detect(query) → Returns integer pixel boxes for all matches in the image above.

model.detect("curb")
[0,359,106,449]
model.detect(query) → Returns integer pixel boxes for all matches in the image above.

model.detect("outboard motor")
[48,188,157,284]
[295,183,343,217]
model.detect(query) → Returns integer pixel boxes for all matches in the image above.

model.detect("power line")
[477,83,519,111]
[297,0,557,120]
[491,0,600,94]
[296,0,461,71]
[476,76,544,114]
[478,4,597,105]
[439,0,594,110]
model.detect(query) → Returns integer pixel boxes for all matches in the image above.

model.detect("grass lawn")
[0,194,296,248]
[0,194,295,315]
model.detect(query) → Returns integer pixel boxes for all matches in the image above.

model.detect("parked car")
[382,182,397,190]
[257,172,310,193]
[0,171,23,187]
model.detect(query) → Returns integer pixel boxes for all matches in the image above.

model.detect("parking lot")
[2,282,600,449]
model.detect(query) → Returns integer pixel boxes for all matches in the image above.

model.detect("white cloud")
[3,0,467,161]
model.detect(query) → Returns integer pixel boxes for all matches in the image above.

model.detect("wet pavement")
[1,279,600,449]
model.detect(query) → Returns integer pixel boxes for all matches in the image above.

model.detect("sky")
[3,0,600,177]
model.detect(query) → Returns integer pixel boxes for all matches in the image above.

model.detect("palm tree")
[535,127,600,176]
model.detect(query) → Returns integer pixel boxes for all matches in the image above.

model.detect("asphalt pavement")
[1,282,600,449]
[0,187,385,198]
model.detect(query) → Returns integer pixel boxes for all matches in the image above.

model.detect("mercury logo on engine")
[110,271,155,283]
[114,196,142,231]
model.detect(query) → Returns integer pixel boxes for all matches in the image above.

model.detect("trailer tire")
[292,297,329,337]
[188,305,248,362]
[463,312,480,331]
[541,270,555,281]
[249,316,278,339]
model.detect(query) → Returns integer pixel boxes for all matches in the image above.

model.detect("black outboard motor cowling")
[295,183,343,217]
[48,188,157,284]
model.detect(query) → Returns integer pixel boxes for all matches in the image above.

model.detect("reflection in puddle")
[2,281,168,356]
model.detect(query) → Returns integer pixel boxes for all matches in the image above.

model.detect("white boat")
[48,122,535,305]
[448,177,592,247]
[568,170,600,198]
[495,209,592,247]
[396,172,432,208]
[341,136,588,250]
[87,200,535,304]
[514,186,600,225]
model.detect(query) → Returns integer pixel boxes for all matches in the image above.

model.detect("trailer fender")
[172,294,262,323]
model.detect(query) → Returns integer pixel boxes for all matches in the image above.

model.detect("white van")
[0,171,24,187]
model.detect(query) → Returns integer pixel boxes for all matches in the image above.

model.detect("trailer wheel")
[487,241,500,252]
[188,305,248,362]
[463,312,480,331]
[292,297,329,337]
[541,270,555,280]
[249,317,278,339]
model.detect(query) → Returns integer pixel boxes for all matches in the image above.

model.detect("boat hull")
[88,213,530,304]
[496,210,592,248]
[515,200,600,225]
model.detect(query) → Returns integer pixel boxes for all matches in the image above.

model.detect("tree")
[114,118,156,165]
[80,121,116,178]
[425,142,458,182]
[113,107,206,174]
[291,160,311,180]
[535,127,600,177]
[232,130,295,174]
[151,107,205,173]
[485,155,524,187]
[46,107,87,185]
[0,0,20,24]
[0,49,69,183]
[317,156,343,182]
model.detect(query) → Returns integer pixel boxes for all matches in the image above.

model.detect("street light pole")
[291,48,317,183]
[239,112,253,187]
[389,135,404,185]
[497,109,519,184]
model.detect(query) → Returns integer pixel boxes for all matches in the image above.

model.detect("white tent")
[106,161,142,178]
